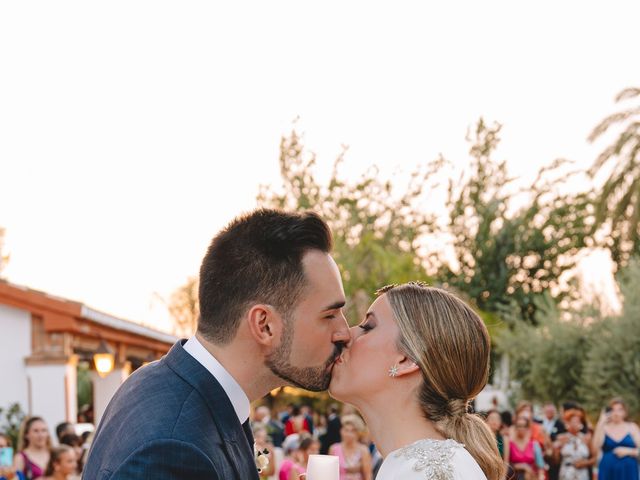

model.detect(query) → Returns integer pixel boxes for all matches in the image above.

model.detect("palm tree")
[588,87,640,268]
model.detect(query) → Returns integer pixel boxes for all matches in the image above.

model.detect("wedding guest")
[320,404,342,454]
[1,433,24,480]
[509,417,545,480]
[553,409,593,480]
[40,446,77,480]
[14,417,51,479]
[58,435,83,476]
[328,414,372,480]
[279,434,319,480]
[541,404,564,440]
[284,406,311,437]
[53,425,74,445]
[253,406,285,448]
[486,410,509,463]
[299,405,314,435]
[541,403,565,480]
[592,398,640,480]
[515,402,546,447]
[253,426,275,480]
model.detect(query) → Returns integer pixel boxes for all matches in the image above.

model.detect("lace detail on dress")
[392,438,464,480]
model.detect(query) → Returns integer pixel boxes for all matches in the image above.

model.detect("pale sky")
[0,1,636,332]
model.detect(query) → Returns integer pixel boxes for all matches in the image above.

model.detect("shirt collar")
[183,335,250,424]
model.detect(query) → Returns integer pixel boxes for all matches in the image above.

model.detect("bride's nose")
[349,324,365,340]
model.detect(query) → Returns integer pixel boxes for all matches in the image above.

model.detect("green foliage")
[589,87,640,268]
[258,129,438,323]
[77,361,93,411]
[0,402,26,450]
[495,292,593,405]
[439,119,594,323]
[497,258,640,417]
[580,258,640,417]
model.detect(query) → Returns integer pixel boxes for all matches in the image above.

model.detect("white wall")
[91,366,129,427]
[65,362,77,423]
[0,304,30,414]
[26,363,69,438]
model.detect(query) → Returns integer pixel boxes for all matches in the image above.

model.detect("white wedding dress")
[376,438,487,480]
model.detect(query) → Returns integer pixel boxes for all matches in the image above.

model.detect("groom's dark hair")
[197,208,333,345]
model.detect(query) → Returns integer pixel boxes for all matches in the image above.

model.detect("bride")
[329,282,505,480]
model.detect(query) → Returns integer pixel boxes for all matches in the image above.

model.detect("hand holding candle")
[305,454,339,480]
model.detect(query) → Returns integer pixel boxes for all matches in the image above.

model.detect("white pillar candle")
[306,454,339,480]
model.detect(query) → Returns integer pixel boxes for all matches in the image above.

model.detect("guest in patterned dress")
[329,414,372,480]
[553,409,593,480]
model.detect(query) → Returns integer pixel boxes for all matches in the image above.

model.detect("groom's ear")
[247,304,281,346]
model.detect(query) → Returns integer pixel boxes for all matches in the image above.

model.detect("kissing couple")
[84,209,504,480]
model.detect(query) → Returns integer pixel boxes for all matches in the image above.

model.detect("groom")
[84,209,350,479]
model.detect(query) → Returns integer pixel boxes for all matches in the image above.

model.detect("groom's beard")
[265,320,341,392]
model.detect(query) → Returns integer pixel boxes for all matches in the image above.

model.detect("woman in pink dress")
[14,417,51,480]
[279,435,319,480]
[329,415,372,480]
[509,418,544,480]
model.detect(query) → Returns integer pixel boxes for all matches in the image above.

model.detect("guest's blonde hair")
[379,282,505,480]
[609,397,628,416]
[341,414,366,435]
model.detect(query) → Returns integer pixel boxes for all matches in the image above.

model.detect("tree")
[494,292,594,406]
[257,128,439,322]
[0,402,25,450]
[439,119,594,323]
[589,87,640,268]
[580,257,640,417]
[167,276,199,336]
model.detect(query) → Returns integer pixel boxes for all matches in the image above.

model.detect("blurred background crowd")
[5,395,636,479]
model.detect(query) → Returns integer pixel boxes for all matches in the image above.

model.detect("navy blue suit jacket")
[84,340,259,480]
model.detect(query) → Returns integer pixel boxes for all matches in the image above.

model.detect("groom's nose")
[331,316,352,348]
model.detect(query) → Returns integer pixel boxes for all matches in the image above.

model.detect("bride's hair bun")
[446,398,470,418]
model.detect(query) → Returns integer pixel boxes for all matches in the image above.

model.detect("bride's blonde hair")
[379,282,505,480]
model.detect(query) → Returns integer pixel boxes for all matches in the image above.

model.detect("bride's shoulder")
[377,438,487,480]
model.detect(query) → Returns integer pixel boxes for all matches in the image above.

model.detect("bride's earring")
[388,364,398,377]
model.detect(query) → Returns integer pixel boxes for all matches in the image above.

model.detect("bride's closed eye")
[358,322,373,332]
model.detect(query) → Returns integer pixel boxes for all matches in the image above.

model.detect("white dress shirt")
[183,335,250,424]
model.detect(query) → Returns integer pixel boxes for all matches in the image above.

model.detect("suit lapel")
[164,341,259,480]
[242,420,255,447]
